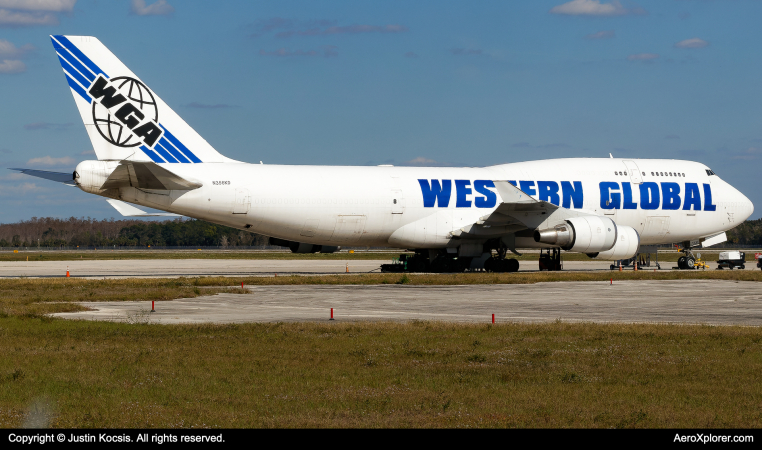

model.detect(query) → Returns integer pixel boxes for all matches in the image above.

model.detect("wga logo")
[88,75,163,148]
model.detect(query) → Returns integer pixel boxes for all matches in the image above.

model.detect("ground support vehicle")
[717,251,746,270]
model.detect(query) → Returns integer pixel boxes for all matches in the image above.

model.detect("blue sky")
[0,0,761,221]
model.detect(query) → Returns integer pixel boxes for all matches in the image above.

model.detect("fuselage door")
[643,216,670,240]
[623,160,643,184]
[233,188,250,214]
[391,189,405,214]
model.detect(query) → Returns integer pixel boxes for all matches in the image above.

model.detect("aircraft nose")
[738,190,754,221]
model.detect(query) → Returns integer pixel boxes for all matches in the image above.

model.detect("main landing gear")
[484,246,520,273]
[380,245,564,273]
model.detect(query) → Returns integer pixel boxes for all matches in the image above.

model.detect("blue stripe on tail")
[159,125,202,163]
[140,146,166,163]
[64,74,90,103]
[151,143,179,163]
[57,55,90,89]
[56,46,95,82]
[51,35,108,78]
[156,140,190,163]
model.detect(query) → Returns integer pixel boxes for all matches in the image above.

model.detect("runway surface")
[53,280,762,326]
[0,259,753,278]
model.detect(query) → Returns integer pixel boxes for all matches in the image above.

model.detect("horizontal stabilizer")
[106,199,181,217]
[10,168,75,186]
[101,161,202,190]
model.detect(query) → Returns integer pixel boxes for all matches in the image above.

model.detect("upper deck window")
[706,169,716,176]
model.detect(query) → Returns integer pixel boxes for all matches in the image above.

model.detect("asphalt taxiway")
[0,259,754,278]
[53,280,762,326]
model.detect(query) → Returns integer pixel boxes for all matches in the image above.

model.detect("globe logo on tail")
[90,76,159,148]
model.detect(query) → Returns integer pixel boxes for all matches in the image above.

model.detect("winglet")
[492,180,537,204]
[106,199,181,217]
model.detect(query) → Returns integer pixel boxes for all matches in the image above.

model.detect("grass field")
[1,318,761,428]
[2,273,761,428]
[0,249,757,262]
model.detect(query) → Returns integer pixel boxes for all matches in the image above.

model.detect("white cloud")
[0,8,57,26]
[407,157,437,165]
[731,147,762,161]
[131,0,174,16]
[259,46,338,58]
[674,38,709,49]
[585,30,615,40]
[0,59,25,73]
[627,53,659,61]
[0,39,33,58]
[0,0,75,12]
[27,156,75,166]
[550,0,646,17]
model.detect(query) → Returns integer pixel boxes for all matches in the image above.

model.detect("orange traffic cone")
[66,266,70,278]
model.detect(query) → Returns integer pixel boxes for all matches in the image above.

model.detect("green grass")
[1,274,761,428]
[1,319,761,428]
[0,278,244,317]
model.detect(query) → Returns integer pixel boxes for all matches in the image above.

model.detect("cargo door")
[233,188,250,214]
[643,216,670,240]
[330,215,367,242]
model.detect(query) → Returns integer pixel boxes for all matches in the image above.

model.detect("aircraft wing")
[101,161,202,190]
[9,168,75,186]
[448,180,595,251]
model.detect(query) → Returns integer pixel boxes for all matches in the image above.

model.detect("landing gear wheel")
[685,257,695,269]
[677,256,687,270]
[506,258,520,273]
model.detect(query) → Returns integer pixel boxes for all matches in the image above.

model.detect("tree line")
[0,217,269,248]
[725,217,762,246]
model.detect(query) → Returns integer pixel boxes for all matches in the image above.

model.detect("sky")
[0,0,761,222]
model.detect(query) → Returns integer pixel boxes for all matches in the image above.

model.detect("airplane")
[13,35,755,273]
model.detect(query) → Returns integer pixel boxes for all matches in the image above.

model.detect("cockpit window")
[706,169,716,176]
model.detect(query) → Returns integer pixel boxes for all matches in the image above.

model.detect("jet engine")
[534,216,617,253]
[590,226,640,261]
[269,238,340,254]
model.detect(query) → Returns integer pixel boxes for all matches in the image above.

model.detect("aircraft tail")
[50,35,235,164]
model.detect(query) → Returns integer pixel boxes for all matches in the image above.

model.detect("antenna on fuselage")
[609,153,613,158]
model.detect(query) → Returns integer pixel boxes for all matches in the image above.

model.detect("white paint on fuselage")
[113,158,754,250]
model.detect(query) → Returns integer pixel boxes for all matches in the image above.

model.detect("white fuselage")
[96,158,753,250]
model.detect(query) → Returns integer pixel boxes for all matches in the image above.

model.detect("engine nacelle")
[590,225,640,260]
[269,238,340,253]
[534,216,617,253]
[74,160,119,194]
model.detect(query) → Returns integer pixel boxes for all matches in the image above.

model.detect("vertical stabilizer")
[50,35,235,164]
